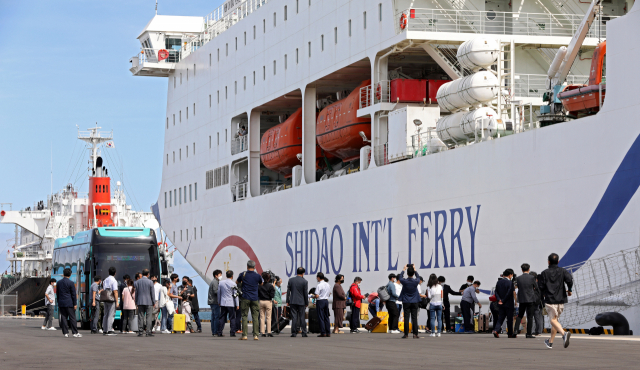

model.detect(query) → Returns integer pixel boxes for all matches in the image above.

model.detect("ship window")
[186,229,188,240]
[349,19,352,36]
[274,12,276,27]
[194,227,196,240]
[379,3,382,21]
[285,54,287,70]
[173,151,175,163]
[364,12,367,29]
[296,48,299,64]
[217,48,220,61]
[179,148,181,160]
[180,73,182,84]
[184,186,187,203]
[165,192,167,208]
[180,111,182,122]
[206,170,213,189]
[225,86,228,99]
[209,94,211,107]
[296,0,299,13]
[195,183,197,200]
[263,66,266,80]
[186,107,188,119]
[235,81,237,94]
[209,136,211,149]
[194,64,196,75]
[193,142,195,155]
[174,77,176,88]
[308,42,311,57]
[186,145,188,158]
[284,6,287,21]
[180,230,182,241]
[200,226,202,238]
[226,129,228,142]
[217,132,220,145]
[253,71,256,85]
[174,189,176,205]
[187,68,188,80]
[96,185,98,193]
[273,60,276,75]
[335,27,337,44]
[226,43,228,56]
[253,25,256,39]
[209,53,211,66]
[166,154,168,165]
[244,76,246,90]
[235,37,237,51]
[321,35,324,51]
[169,191,172,207]
[173,231,175,242]
[173,114,175,125]
[193,103,195,116]
[179,188,182,204]
[263,19,266,33]
[166,117,168,129]
[189,184,192,202]
[244,32,246,45]
[217,90,220,103]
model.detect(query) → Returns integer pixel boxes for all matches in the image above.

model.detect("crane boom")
[548,0,601,88]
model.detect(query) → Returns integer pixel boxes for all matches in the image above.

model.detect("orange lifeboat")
[261,108,303,177]
[316,80,371,162]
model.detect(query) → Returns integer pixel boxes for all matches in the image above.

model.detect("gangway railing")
[560,246,640,327]
[396,9,616,38]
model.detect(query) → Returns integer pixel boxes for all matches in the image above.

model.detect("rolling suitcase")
[172,314,186,333]
[364,316,382,331]
[308,308,320,333]
[272,317,289,333]
[477,313,489,332]
[130,315,139,333]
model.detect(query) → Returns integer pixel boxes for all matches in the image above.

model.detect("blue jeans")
[429,304,443,333]
[210,304,220,335]
[161,306,168,331]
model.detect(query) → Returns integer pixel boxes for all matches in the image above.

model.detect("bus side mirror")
[161,261,168,275]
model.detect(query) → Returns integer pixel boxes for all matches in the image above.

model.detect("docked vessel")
[131,0,640,329]
[0,126,166,313]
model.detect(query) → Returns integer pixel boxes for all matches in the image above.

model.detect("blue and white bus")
[52,227,166,328]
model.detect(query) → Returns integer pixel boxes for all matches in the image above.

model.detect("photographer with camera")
[398,264,422,339]
[216,270,239,337]
[236,260,264,341]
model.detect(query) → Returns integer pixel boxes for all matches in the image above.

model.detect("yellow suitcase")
[377,311,389,325]
[398,322,412,332]
[474,318,478,332]
[372,322,388,333]
[360,303,369,320]
[172,314,186,333]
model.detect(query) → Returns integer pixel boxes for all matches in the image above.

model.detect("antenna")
[50,142,53,195]
[155,0,158,15]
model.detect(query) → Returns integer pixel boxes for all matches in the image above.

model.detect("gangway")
[560,246,640,327]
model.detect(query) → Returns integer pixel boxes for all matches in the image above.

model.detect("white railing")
[396,9,615,38]
[231,135,248,155]
[359,80,390,109]
[235,182,248,201]
[514,74,589,98]
[260,181,285,195]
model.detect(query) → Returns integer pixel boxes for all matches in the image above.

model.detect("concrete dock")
[1,318,639,369]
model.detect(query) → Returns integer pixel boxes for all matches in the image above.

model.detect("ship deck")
[1,318,639,368]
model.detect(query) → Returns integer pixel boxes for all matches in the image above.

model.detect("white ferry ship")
[132,0,640,330]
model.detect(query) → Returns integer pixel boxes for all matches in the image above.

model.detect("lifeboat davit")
[261,108,303,177]
[316,80,371,162]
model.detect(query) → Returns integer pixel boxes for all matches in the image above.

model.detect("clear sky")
[0,0,224,299]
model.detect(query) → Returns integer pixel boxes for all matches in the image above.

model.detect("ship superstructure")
[132,0,640,330]
[0,126,162,311]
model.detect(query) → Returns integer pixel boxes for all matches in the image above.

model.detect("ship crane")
[539,0,602,125]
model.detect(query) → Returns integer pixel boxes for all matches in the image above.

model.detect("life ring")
[400,13,408,30]
[376,83,382,101]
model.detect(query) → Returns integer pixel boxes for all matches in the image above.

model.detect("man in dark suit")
[438,276,461,333]
[493,268,517,338]
[398,264,421,339]
[57,268,81,338]
[514,263,538,338]
[134,268,157,337]
[286,267,308,337]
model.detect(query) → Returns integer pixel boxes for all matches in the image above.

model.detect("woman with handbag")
[332,274,346,334]
[121,280,136,334]
[159,279,172,334]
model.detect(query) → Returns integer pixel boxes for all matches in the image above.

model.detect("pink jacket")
[122,287,136,310]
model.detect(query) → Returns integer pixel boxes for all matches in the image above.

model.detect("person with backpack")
[539,253,574,349]
[348,277,364,333]
[514,263,539,338]
[332,274,346,334]
[426,274,443,337]
[385,274,400,333]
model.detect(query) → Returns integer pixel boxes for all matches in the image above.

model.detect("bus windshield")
[93,243,159,283]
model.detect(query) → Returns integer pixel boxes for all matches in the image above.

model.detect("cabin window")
[164,192,167,208]
[244,32,246,45]
[209,53,211,66]
[379,3,382,22]
[235,37,237,50]
[189,184,192,202]
[321,35,324,51]
[349,20,352,36]
[363,12,367,29]
[244,76,246,90]
[174,189,176,206]
[173,114,175,125]
[169,191,172,207]
[166,117,168,129]
[209,94,211,107]
[284,6,287,21]
[253,25,256,39]
[253,71,256,85]
[209,136,211,149]
[309,42,311,57]
[184,186,187,203]
[235,81,237,94]
[226,43,228,56]
[335,27,338,44]
[179,188,182,204]
[274,12,276,27]
[285,54,287,70]
[273,60,276,75]
[195,183,197,200]
[193,103,195,116]
[166,154,168,165]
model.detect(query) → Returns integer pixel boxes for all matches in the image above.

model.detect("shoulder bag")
[100,288,115,302]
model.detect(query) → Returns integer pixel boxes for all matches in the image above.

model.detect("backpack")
[345,286,353,306]
[377,286,391,301]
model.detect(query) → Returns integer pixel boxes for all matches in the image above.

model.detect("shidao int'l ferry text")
[131,0,640,331]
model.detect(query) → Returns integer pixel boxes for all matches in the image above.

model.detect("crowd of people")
[44,253,574,349]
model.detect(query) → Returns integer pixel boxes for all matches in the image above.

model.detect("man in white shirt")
[42,278,57,330]
[313,272,331,337]
[152,275,162,331]
[102,266,119,336]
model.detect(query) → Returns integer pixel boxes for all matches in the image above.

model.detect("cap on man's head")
[247,260,256,268]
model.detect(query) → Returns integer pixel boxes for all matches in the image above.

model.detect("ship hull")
[0,277,49,314]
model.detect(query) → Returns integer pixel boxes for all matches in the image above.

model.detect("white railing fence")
[231,136,248,155]
[359,80,391,109]
[513,74,589,98]
[396,9,615,38]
